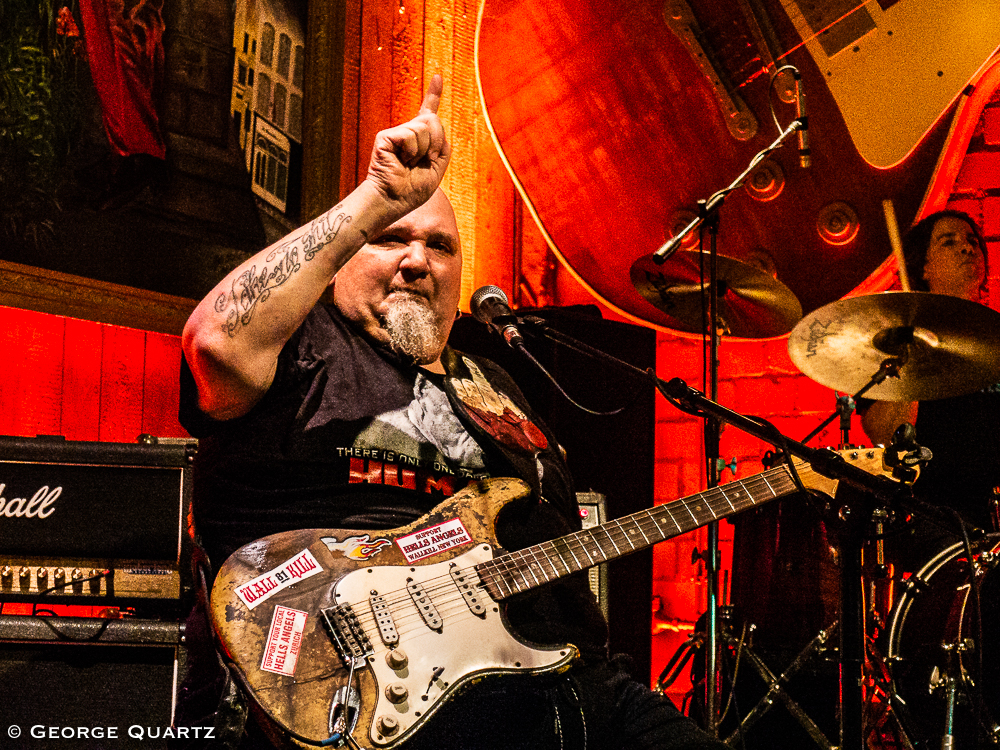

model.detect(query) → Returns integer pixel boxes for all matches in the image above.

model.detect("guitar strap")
[440,347,576,522]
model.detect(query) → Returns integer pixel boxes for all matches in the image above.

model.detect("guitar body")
[211,478,576,749]
[475,0,987,323]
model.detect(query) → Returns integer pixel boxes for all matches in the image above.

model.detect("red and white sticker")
[396,518,472,563]
[260,605,308,677]
[235,548,322,610]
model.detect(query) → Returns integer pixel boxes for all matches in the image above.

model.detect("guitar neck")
[478,462,802,600]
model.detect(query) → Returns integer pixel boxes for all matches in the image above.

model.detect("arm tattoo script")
[215,209,352,337]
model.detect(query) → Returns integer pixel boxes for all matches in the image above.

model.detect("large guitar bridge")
[321,603,373,668]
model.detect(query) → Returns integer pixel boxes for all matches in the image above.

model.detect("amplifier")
[577,491,609,617]
[0,436,196,604]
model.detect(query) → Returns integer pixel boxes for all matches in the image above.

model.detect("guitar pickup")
[406,577,443,631]
[370,592,399,646]
[449,562,487,617]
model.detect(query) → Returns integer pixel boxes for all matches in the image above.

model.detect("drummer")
[860,209,998,566]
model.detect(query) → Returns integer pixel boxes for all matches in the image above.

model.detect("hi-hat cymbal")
[788,292,1000,401]
[630,252,803,338]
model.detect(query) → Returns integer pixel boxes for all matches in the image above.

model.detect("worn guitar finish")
[212,450,890,748]
[475,0,982,324]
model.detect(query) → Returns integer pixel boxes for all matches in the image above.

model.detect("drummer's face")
[922,216,986,301]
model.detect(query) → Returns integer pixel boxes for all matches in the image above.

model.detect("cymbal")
[630,252,803,338]
[788,292,1000,401]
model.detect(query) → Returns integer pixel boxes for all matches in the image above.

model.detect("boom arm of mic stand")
[517,320,908,505]
[659,377,912,506]
[652,118,804,264]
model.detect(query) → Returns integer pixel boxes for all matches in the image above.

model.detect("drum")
[731,493,841,652]
[886,534,1000,745]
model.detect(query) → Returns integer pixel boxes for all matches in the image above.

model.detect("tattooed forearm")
[215,208,353,337]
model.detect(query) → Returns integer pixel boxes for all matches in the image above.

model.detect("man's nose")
[399,241,431,276]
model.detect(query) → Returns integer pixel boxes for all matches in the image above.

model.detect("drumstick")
[882,199,911,291]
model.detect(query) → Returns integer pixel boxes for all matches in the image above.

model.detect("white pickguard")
[332,543,577,747]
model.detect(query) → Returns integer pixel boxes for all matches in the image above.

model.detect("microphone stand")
[646,110,804,737]
[509,317,916,750]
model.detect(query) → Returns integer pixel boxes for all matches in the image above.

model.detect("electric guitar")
[212,448,894,748]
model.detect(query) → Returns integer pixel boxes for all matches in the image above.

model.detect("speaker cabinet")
[0,617,183,749]
[450,305,655,680]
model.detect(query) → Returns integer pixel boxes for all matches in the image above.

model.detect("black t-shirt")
[913,385,1000,531]
[179,303,608,654]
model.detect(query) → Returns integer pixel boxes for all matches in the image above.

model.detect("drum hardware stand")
[722,620,840,749]
[801,356,906,447]
[930,664,960,750]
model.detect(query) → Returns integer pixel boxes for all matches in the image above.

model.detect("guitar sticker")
[235,548,322,610]
[396,518,472,563]
[321,534,392,560]
[261,605,308,677]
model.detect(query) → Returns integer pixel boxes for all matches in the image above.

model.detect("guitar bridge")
[321,603,373,668]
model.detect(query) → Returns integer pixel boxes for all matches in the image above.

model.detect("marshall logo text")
[0,483,60,518]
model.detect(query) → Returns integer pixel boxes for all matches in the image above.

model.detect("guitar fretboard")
[477,462,802,600]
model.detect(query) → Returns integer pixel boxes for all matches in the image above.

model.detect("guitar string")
[339,466,802,623]
[338,472,808,650]
[337,467,805,641]
[338,476,794,646]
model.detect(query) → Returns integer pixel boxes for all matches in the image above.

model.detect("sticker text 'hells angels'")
[396,518,472,563]
[235,549,322,610]
[261,605,308,677]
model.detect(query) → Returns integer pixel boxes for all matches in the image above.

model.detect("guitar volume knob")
[377,715,400,736]
[385,648,408,670]
[385,682,408,704]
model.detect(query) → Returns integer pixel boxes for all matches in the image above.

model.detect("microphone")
[470,285,524,347]
[794,69,810,168]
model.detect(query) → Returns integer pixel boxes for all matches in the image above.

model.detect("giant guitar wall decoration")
[212,448,896,748]
[475,0,1000,324]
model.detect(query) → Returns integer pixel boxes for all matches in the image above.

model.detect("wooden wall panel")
[142,332,185,438]
[392,0,425,121]
[0,307,188,443]
[60,317,105,441]
[358,1,398,187]
[98,326,148,443]
[0,307,65,438]
[338,0,364,200]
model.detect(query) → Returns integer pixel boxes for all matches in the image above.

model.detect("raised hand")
[366,74,451,213]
